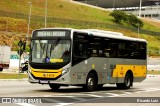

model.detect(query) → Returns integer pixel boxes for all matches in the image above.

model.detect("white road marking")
[143,88,160,92]
[87,94,103,97]
[71,97,87,101]
[119,91,132,95]
[85,91,98,94]
[134,88,160,93]
[14,87,160,106]
[16,103,35,106]
[54,103,73,106]
[48,96,75,98]
[105,93,120,97]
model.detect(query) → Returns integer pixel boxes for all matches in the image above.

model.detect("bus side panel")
[71,57,109,85]
[108,58,147,84]
[86,57,108,84]
[71,57,146,85]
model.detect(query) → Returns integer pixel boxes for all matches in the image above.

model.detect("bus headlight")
[62,68,69,75]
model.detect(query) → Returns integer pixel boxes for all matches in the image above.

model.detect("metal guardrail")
[0,10,160,36]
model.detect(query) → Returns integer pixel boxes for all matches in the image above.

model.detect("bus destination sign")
[36,31,67,37]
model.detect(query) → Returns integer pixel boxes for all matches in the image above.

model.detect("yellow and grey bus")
[28,28,147,91]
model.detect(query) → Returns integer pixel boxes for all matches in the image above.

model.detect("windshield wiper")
[37,39,46,55]
[54,38,60,48]
[50,38,60,56]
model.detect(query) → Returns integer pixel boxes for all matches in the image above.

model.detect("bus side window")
[73,32,88,58]
[139,43,146,59]
[72,32,88,66]
[118,42,128,58]
[74,42,87,58]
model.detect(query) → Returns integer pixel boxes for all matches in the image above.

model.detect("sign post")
[18,39,23,75]
[19,46,21,75]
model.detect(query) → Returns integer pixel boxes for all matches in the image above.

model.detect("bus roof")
[34,28,147,43]
[77,29,147,43]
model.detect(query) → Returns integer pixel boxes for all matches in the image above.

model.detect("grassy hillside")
[0,0,112,23]
[0,0,160,31]
[0,0,160,56]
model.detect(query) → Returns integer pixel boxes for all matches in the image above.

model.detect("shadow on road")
[33,86,139,93]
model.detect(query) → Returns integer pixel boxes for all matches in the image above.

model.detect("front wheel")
[0,68,3,71]
[49,84,61,91]
[83,73,97,92]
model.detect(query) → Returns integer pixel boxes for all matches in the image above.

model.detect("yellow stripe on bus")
[112,65,147,78]
[31,67,62,78]
[50,59,63,63]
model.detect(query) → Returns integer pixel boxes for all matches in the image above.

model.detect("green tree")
[110,10,144,28]
[127,14,143,28]
[109,10,127,23]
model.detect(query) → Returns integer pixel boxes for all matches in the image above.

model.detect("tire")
[49,84,61,91]
[84,73,97,92]
[0,68,3,71]
[116,73,132,89]
[124,73,132,89]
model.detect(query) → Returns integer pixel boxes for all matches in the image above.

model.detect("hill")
[0,0,112,23]
[0,0,160,56]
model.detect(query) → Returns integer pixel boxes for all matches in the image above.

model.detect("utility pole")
[139,0,142,17]
[45,0,48,28]
[95,0,98,6]
[155,2,160,18]
[138,23,140,38]
[27,2,32,40]
[85,0,87,3]
[19,45,21,75]
[113,0,115,10]
[5,17,8,34]
[18,39,23,75]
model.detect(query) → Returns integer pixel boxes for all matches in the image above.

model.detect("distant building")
[73,0,158,8]
[127,5,160,20]
[73,0,160,20]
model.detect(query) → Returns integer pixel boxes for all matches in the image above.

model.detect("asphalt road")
[0,75,160,106]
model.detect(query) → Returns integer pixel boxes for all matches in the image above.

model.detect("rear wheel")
[49,84,61,91]
[124,73,132,89]
[116,73,132,89]
[83,73,97,92]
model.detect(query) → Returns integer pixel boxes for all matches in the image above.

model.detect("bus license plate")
[40,80,48,84]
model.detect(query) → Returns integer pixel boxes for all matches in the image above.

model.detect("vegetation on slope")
[0,0,160,56]
[0,0,112,23]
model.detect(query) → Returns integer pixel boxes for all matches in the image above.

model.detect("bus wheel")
[124,73,132,89]
[0,68,3,71]
[84,73,97,92]
[49,84,60,91]
[116,73,132,89]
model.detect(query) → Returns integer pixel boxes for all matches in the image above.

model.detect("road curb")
[0,78,28,81]
[147,75,160,77]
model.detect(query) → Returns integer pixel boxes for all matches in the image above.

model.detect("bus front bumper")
[28,71,71,85]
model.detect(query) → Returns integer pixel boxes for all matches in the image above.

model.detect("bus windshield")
[31,39,71,63]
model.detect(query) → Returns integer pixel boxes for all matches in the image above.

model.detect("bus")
[28,28,147,91]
